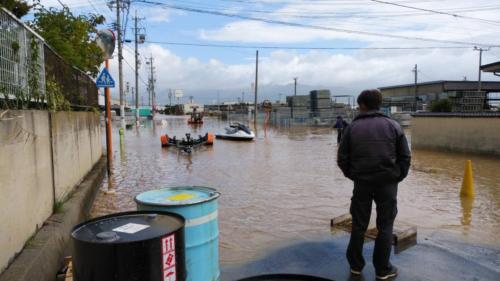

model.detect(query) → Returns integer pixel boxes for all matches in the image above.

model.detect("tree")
[430,98,452,113]
[30,4,105,77]
[0,0,31,18]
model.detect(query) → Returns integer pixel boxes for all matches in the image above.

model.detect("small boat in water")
[160,132,214,153]
[216,123,255,141]
[188,107,204,125]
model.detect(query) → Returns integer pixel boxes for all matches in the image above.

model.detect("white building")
[183,103,204,114]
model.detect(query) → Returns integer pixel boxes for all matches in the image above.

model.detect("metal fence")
[0,8,97,109]
[44,47,98,108]
[0,9,45,108]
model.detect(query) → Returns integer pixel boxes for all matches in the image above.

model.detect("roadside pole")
[254,50,259,132]
[96,29,116,192]
[104,60,113,187]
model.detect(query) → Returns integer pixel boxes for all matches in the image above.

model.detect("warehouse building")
[481,61,500,76]
[379,80,500,112]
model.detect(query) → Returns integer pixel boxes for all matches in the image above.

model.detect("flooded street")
[91,115,500,266]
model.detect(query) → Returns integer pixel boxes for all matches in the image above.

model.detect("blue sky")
[39,0,500,103]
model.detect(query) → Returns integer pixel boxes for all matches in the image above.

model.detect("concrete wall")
[51,112,102,200]
[0,110,102,273]
[412,115,500,155]
[0,111,54,274]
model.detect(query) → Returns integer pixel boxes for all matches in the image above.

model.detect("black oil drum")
[238,274,334,281]
[71,211,186,281]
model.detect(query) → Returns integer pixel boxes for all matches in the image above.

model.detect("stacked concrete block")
[310,90,332,119]
[287,95,311,107]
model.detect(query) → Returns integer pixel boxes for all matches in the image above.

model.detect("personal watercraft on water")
[216,123,255,141]
[160,132,214,153]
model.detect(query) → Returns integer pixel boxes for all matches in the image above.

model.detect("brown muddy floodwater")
[91,115,500,266]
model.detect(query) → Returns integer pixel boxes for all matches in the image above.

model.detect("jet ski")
[216,123,255,141]
[160,132,214,153]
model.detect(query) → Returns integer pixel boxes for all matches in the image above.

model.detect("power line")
[144,40,476,50]
[371,0,500,26]
[182,0,500,18]
[179,0,500,16]
[86,0,101,14]
[122,55,149,87]
[134,0,500,47]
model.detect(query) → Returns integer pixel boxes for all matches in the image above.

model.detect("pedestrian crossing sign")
[96,68,115,88]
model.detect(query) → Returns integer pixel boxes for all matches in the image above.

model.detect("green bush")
[430,98,452,112]
[46,77,70,111]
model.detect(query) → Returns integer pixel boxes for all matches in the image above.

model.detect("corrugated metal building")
[379,80,500,112]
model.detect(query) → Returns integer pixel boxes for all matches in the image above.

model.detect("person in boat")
[337,89,411,280]
[333,116,349,144]
[191,107,203,122]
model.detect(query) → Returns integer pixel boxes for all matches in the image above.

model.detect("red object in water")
[187,119,204,124]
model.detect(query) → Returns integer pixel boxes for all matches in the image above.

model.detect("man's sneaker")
[376,266,398,280]
[350,268,362,275]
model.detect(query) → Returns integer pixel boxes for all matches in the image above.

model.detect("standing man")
[334,116,348,144]
[337,89,411,280]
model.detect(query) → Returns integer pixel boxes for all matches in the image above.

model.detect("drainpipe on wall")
[48,112,56,210]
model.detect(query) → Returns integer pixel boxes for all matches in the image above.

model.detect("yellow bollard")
[460,160,475,197]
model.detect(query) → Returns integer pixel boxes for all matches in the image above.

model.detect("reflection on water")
[91,115,500,265]
[460,196,474,226]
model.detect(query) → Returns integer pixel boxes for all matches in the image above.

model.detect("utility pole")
[412,64,418,112]
[242,92,245,104]
[131,87,135,105]
[132,10,145,123]
[294,77,298,96]
[217,91,220,111]
[125,81,129,106]
[254,50,259,131]
[474,46,490,92]
[292,77,297,119]
[146,56,156,116]
[114,0,125,123]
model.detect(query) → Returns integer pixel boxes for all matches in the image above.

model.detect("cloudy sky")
[41,0,500,104]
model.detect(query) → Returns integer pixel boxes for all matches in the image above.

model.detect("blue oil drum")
[135,186,221,281]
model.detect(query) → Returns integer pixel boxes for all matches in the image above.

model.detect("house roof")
[481,61,500,73]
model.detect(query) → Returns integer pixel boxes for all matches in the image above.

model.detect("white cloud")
[198,0,500,46]
[199,21,342,43]
[141,7,171,23]
[108,43,500,103]
[103,0,500,102]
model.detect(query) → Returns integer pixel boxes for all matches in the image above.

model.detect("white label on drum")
[112,223,150,234]
[162,234,176,281]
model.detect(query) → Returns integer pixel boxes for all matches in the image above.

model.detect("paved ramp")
[222,233,500,281]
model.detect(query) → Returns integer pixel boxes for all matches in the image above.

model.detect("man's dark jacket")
[337,111,411,185]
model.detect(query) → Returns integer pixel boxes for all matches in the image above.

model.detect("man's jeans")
[346,182,398,274]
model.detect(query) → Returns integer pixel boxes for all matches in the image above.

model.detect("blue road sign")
[96,68,115,88]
